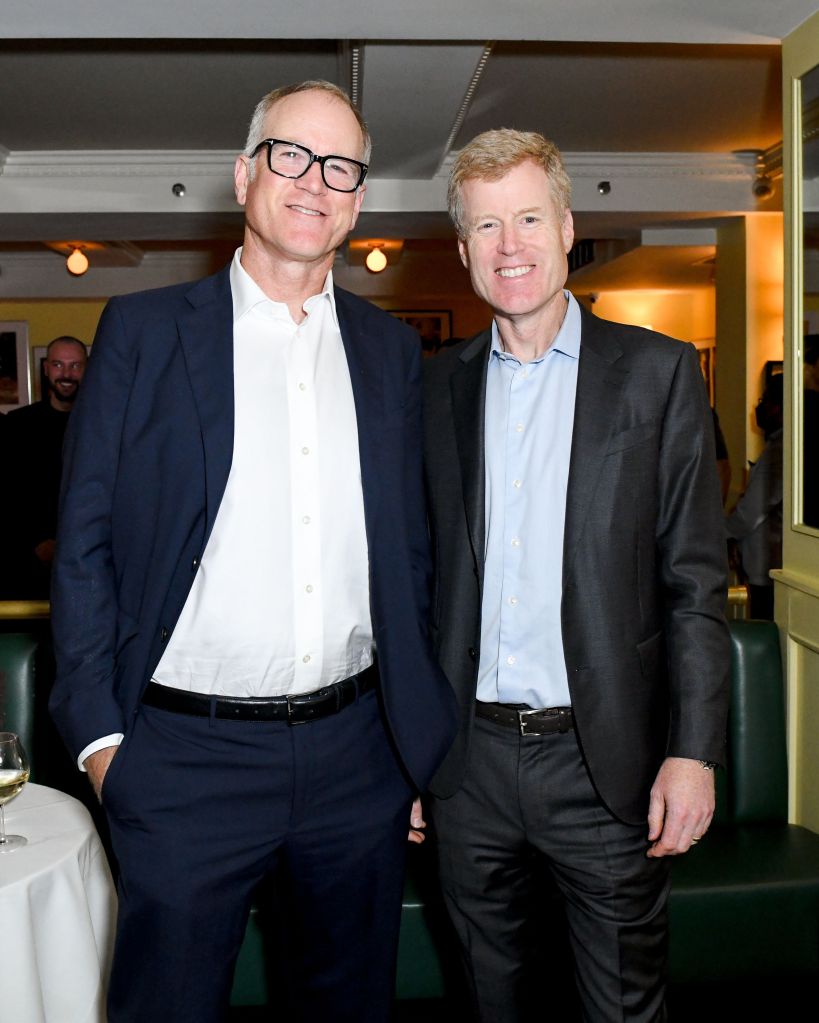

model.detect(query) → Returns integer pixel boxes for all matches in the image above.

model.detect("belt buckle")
[517,708,543,737]
[286,694,309,726]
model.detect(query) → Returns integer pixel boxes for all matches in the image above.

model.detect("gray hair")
[244,80,371,181]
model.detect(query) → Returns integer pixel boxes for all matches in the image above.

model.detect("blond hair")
[448,129,571,238]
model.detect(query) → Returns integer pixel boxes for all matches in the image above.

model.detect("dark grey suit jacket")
[423,306,730,824]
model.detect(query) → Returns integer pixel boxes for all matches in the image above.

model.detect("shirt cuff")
[78,734,125,771]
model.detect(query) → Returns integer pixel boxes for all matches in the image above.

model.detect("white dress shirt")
[80,250,373,765]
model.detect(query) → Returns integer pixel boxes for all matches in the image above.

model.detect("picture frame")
[390,310,452,356]
[0,322,31,412]
[31,345,49,402]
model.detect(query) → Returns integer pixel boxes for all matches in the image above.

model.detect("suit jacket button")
[191,556,199,571]
[468,647,477,660]
[160,627,169,643]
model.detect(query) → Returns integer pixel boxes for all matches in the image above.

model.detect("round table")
[0,783,116,1022]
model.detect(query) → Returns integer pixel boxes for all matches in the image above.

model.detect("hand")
[83,745,119,802]
[33,539,56,563]
[646,756,714,858]
[408,796,426,844]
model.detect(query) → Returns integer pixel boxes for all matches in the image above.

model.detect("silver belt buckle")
[286,693,310,725]
[517,708,543,736]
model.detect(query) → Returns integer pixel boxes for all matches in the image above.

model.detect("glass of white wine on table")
[0,732,30,852]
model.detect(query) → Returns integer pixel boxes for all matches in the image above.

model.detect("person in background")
[423,128,730,1022]
[1,336,87,598]
[726,375,783,620]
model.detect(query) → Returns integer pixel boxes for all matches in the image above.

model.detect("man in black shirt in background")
[2,336,87,597]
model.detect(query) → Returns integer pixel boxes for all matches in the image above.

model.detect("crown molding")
[0,150,236,178]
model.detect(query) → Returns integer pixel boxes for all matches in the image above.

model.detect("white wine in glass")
[0,732,30,852]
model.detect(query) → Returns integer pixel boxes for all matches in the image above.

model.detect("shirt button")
[301,447,310,455]
[513,479,522,489]
[515,423,524,433]
[506,655,516,666]
[302,515,311,524]
[299,382,307,391]
[305,584,314,593]
[511,538,521,548]
[509,596,518,606]
[303,654,311,663]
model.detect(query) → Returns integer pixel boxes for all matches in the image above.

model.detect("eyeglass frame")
[249,138,369,193]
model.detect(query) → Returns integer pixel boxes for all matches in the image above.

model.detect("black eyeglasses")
[250,139,368,193]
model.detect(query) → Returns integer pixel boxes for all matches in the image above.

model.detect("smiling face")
[44,340,87,410]
[234,89,366,284]
[457,160,574,342]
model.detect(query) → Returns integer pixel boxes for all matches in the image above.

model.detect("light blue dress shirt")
[476,292,581,709]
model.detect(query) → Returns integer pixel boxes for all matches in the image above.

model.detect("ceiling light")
[66,247,89,276]
[366,247,388,273]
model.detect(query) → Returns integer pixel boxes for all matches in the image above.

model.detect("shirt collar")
[229,247,338,329]
[490,290,581,364]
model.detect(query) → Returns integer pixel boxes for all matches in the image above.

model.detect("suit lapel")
[563,307,628,581]
[177,267,235,544]
[450,331,491,579]
[335,289,386,524]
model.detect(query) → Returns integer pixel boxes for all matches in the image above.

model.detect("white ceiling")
[0,0,814,297]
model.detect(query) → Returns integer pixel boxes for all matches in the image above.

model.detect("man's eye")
[326,160,352,177]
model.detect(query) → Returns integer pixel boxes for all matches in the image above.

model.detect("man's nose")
[296,160,327,193]
[497,225,521,254]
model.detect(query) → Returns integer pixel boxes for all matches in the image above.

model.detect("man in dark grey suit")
[422,129,730,1021]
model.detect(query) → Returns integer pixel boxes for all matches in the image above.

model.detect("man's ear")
[458,237,470,270]
[234,155,250,207]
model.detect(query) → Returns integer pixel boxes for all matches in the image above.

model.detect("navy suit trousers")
[102,687,412,1022]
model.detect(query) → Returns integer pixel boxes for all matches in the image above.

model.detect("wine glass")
[0,732,30,852]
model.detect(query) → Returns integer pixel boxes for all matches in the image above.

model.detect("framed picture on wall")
[390,310,452,356]
[31,345,48,402]
[0,322,31,412]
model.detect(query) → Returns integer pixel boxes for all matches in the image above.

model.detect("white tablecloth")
[0,783,116,1023]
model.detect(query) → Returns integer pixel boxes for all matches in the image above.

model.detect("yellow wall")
[588,288,715,342]
[716,214,784,500]
[0,300,105,351]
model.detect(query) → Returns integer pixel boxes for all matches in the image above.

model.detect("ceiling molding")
[0,150,235,178]
[3,148,761,182]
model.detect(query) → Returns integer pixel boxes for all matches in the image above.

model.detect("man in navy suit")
[50,81,456,1023]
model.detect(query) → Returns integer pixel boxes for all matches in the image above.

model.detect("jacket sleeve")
[656,342,731,765]
[49,298,135,760]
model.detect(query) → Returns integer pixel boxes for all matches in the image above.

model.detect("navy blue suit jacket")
[50,266,456,790]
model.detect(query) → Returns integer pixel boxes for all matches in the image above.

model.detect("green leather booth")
[232,620,819,1005]
[668,620,819,983]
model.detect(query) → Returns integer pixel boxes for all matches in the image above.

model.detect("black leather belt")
[143,662,378,724]
[475,701,574,736]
